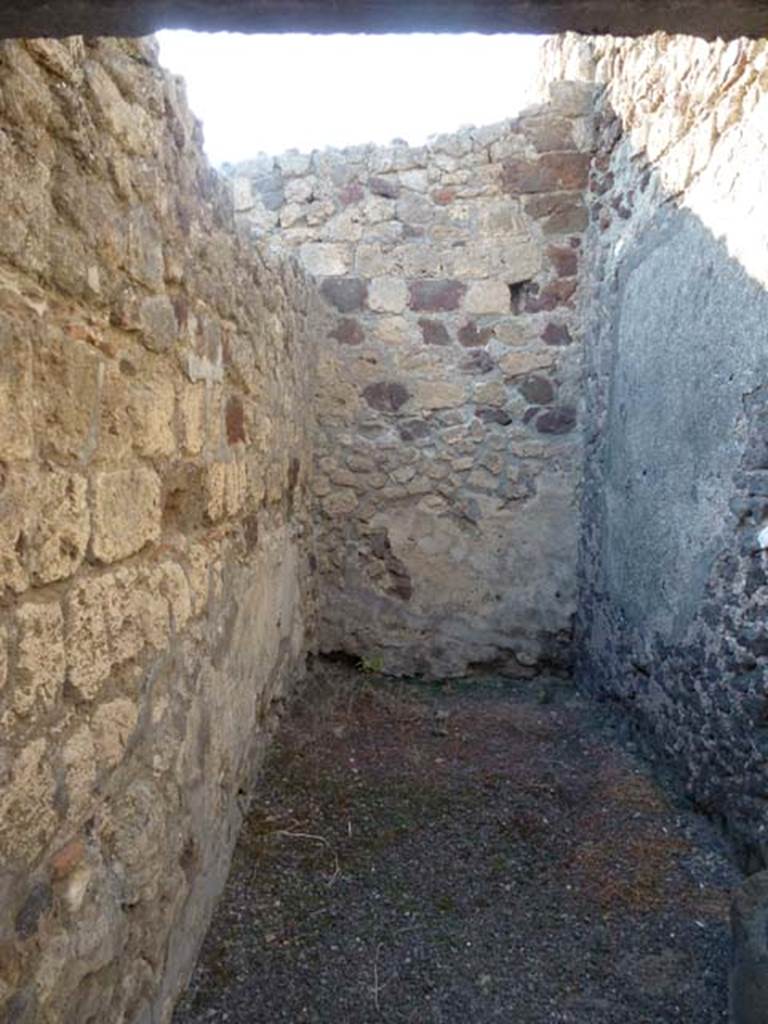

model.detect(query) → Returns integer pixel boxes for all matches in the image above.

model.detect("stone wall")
[7,23,768,1024]
[544,32,768,868]
[0,36,316,1023]
[233,91,593,678]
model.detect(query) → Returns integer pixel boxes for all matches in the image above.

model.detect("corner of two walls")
[234,83,595,679]
[546,32,768,869]
[0,36,316,1023]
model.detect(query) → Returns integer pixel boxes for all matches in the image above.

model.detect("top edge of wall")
[0,1,767,40]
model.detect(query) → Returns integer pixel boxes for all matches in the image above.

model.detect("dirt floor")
[172,662,739,1024]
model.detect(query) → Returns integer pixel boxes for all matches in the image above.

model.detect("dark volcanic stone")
[329,318,364,345]
[519,375,555,404]
[419,318,452,346]
[362,381,410,412]
[542,322,573,346]
[225,395,246,444]
[320,277,368,313]
[368,175,400,199]
[398,419,431,441]
[476,405,513,425]
[458,321,494,348]
[535,405,577,434]
[408,279,466,312]
[15,883,52,940]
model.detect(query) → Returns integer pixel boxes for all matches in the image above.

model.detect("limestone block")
[322,489,358,516]
[205,460,247,521]
[138,294,178,353]
[186,542,214,616]
[0,467,34,594]
[35,331,101,462]
[475,202,530,238]
[0,626,5,693]
[299,243,351,277]
[91,468,162,563]
[465,280,512,314]
[61,725,97,818]
[29,468,90,585]
[452,239,541,281]
[474,380,508,406]
[155,561,192,633]
[399,169,429,192]
[415,380,467,410]
[179,382,206,455]
[280,203,307,229]
[395,192,433,225]
[493,318,540,346]
[103,566,151,665]
[133,374,176,458]
[0,737,56,866]
[362,220,405,246]
[15,601,66,716]
[489,135,528,161]
[91,698,138,769]
[25,37,83,84]
[284,176,315,204]
[548,80,597,116]
[500,349,556,379]
[245,205,279,234]
[373,316,408,347]
[126,206,165,293]
[321,209,364,243]
[305,198,337,226]
[0,317,33,460]
[85,59,153,156]
[369,277,408,313]
[65,576,112,701]
[355,244,392,277]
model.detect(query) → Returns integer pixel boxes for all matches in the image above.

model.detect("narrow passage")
[174,664,737,1023]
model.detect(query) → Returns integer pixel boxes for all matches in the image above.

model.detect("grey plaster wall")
[558,32,768,868]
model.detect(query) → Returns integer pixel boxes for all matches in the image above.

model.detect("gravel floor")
[173,663,739,1024]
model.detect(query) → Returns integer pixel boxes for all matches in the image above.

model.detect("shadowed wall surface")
[546,32,768,870]
[1,0,768,39]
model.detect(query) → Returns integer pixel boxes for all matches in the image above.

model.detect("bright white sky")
[157,32,545,166]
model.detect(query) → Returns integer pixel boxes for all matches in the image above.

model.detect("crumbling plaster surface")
[0,35,317,1024]
[545,32,768,869]
[233,88,594,677]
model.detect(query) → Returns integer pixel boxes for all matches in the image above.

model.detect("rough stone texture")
[544,32,768,873]
[235,96,591,678]
[5,22,768,1024]
[731,869,768,1024]
[0,1,766,39]
[0,36,316,1024]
